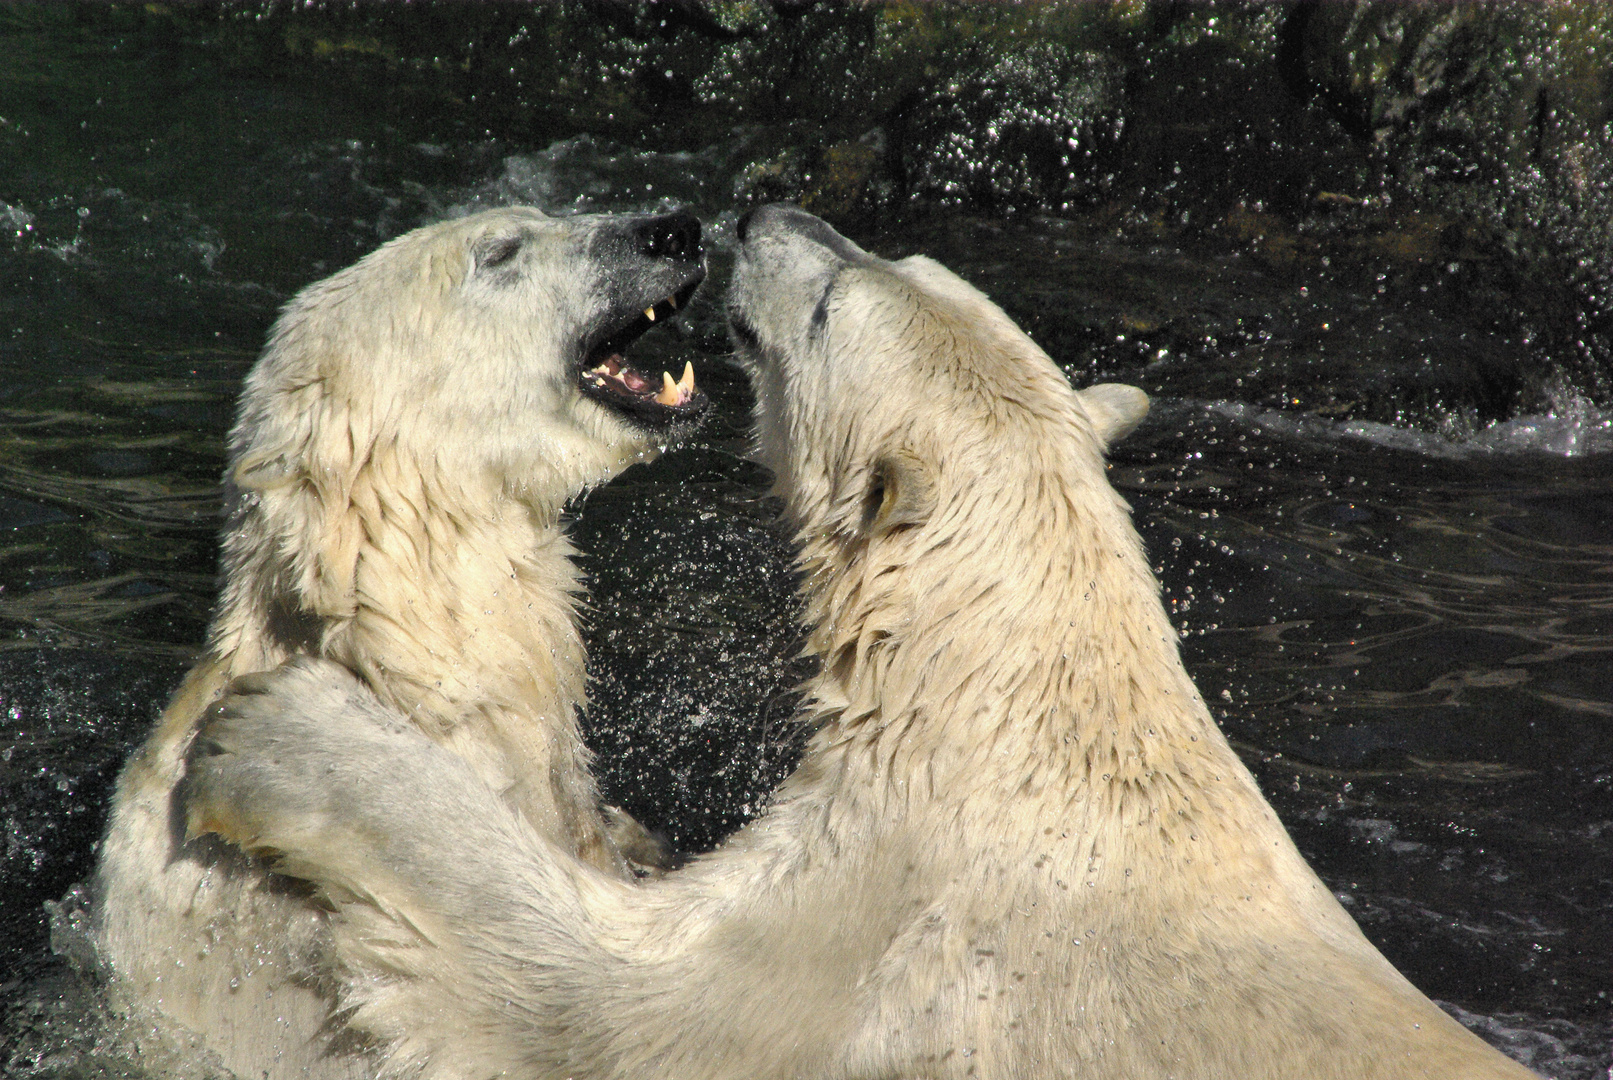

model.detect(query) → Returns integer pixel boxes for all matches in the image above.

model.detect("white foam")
[1440,1001,1610,1079]
[1205,385,1613,460]
[1,199,35,242]
[1463,389,1613,457]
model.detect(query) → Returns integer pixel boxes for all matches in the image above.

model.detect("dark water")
[1,6,1610,1078]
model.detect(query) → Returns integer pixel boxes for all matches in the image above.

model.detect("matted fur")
[91,206,698,1080]
[184,205,1537,1080]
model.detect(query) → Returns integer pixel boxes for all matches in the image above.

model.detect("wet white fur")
[92,207,680,1080]
[185,209,1537,1080]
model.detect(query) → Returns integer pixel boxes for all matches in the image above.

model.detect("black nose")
[634,210,702,263]
[735,205,758,245]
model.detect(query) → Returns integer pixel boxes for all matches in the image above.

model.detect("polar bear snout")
[589,209,706,287]
[727,203,865,365]
[579,210,710,430]
[629,209,702,264]
[737,203,869,264]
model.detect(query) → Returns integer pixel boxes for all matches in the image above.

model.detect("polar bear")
[182,204,1537,1080]
[90,206,708,1080]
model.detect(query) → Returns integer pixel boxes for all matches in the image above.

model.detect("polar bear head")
[211,207,707,661]
[230,206,708,517]
[728,203,1146,539]
[726,204,1152,716]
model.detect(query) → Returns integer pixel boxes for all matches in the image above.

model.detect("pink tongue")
[622,369,649,392]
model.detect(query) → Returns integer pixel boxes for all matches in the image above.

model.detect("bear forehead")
[830,262,1071,402]
[393,207,609,263]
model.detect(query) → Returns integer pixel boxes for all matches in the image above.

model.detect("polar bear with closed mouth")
[184,204,1537,1080]
[90,205,708,1080]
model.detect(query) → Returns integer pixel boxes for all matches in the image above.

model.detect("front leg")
[185,659,602,1078]
[184,659,536,931]
[185,660,866,1080]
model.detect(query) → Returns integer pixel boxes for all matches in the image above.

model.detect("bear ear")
[863,448,937,536]
[1078,383,1150,450]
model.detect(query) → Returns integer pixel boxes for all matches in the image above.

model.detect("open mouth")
[579,274,709,427]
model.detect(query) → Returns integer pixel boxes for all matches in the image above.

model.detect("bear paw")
[182,657,416,868]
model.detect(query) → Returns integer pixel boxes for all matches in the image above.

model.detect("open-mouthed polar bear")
[90,205,708,1080]
[183,204,1537,1080]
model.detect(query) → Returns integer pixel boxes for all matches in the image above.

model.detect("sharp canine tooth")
[655,371,679,406]
[645,306,656,321]
[678,361,695,393]
[667,294,678,310]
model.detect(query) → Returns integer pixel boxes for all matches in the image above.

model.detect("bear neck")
[795,472,1263,855]
[206,446,594,839]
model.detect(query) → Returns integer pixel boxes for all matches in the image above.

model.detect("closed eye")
[476,234,523,271]
[810,274,836,336]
